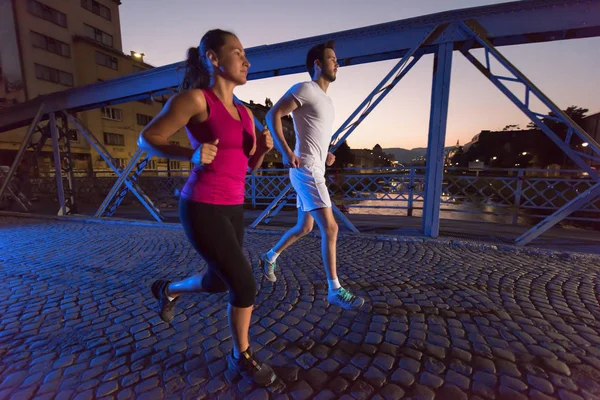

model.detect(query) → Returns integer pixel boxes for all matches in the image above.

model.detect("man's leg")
[310,206,364,310]
[273,209,314,254]
[259,209,314,282]
[309,207,338,281]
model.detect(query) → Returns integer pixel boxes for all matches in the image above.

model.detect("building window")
[31,31,70,57]
[84,23,113,47]
[95,51,118,70]
[146,160,157,170]
[136,113,152,126]
[34,64,73,86]
[133,65,145,73]
[101,107,122,121]
[114,158,127,168]
[103,132,124,146]
[169,160,181,170]
[81,0,111,21]
[28,0,67,28]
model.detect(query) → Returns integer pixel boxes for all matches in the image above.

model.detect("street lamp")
[492,156,497,160]
[582,142,589,147]
[521,152,528,156]
[131,51,146,59]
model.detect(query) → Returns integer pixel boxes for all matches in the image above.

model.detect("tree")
[265,98,273,108]
[370,144,393,166]
[526,105,588,129]
[526,105,589,167]
[332,141,354,168]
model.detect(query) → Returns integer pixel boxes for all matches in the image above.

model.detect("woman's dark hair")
[180,29,236,91]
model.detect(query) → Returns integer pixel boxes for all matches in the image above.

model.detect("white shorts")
[289,166,331,212]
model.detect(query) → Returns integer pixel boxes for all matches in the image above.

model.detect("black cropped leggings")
[179,197,256,308]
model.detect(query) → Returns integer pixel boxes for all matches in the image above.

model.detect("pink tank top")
[180,88,255,205]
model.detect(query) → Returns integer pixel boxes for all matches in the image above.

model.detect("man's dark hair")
[305,41,335,77]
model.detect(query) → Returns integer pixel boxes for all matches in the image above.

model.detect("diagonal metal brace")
[515,182,600,246]
[250,183,292,228]
[65,113,164,221]
[104,155,152,217]
[458,19,600,245]
[0,104,46,203]
[458,20,600,181]
[329,24,446,149]
[0,168,31,211]
[95,148,163,221]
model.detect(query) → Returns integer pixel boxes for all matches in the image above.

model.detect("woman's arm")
[137,90,205,161]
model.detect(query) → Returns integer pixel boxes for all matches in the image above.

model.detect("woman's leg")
[152,198,228,322]
[158,200,275,386]
[218,205,276,386]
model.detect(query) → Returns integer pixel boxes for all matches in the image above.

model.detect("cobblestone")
[1,216,599,399]
[527,373,555,395]
[445,369,470,390]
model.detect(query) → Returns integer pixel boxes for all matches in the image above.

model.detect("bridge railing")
[323,167,599,224]
[5,166,599,224]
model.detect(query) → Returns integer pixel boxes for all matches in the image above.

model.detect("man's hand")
[326,152,336,167]
[191,138,219,165]
[256,127,274,154]
[283,151,300,168]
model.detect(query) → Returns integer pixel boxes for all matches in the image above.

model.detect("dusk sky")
[120,0,600,151]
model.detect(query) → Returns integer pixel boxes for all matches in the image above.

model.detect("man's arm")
[265,91,300,164]
[245,106,274,172]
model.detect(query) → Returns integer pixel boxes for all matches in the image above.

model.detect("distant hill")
[384,147,455,164]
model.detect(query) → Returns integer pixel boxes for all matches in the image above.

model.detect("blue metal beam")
[49,113,66,216]
[2,0,600,132]
[422,42,454,238]
[515,182,600,246]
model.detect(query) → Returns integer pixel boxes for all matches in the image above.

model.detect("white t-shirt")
[288,81,335,170]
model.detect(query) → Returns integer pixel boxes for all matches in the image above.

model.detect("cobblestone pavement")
[1,216,599,400]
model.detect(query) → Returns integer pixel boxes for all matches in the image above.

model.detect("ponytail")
[180,46,210,91]
[178,29,236,92]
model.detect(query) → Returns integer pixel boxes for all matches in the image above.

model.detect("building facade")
[0,0,188,176]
